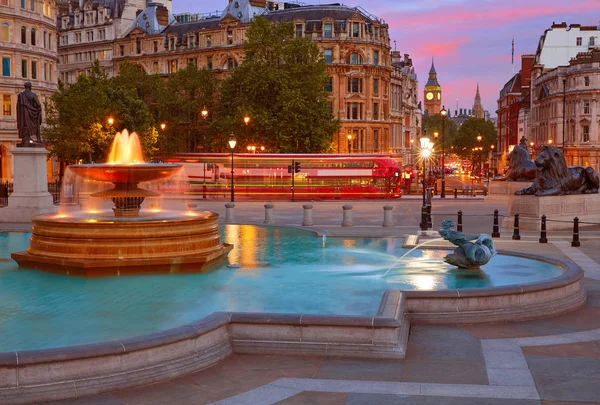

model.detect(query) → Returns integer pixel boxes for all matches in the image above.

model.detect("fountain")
[11,130,232,276]
[438,220,496,268]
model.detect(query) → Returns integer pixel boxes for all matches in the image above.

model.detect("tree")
[423,113,457,151]
[44,61,157,168]
[112,62,162,116]
[218,17,339,153]
[452,118,497,171]
[156,64,218,154]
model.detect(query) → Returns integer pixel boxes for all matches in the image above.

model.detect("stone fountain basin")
[68,163,182,184]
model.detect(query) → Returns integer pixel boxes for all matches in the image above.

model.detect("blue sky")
[173,0,599,117]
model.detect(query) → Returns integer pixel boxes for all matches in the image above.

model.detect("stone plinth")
[502,193,600,230]
[0,147,57,222]
[488,181,532,198]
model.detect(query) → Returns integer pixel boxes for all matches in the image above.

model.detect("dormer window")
[206,34,212,47]
[373,26,379,40]
[295,24,303,38]
[169,37,175,50]
[323,23,332,38]
[352,22,359,38]
[188,35,195,48]
[227,27,233,45]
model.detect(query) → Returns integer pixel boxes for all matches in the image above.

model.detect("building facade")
[423,59,441,116]
[390,50,420,164]
[495,54,534,171]
[529,48,600,168]
[0,0,58,182]
[109,0,421,158]
[56,0,163,84]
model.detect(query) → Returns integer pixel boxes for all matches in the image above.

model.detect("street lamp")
[228,134,236,202]
[201,106,208,119]
[160,123,167,161]
[107,117,115,126]
[420,132,433,231]
[347,133,353,154]
[440,107,447,198]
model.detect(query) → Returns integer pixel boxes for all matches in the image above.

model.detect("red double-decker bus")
[164,153,401,200]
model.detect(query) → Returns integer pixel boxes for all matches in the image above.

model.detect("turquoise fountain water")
[0,226,562,351]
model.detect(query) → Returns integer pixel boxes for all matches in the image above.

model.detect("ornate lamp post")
[440,107,447,198]
[201,107,209,197]
[160,123,166,161]
[228,134,236,202]
[347,133,353,154]
[420,132,433,231]
[244,115,250,141]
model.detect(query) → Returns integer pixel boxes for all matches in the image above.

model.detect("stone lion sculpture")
[515,145,600,196]
[495,143,536,181]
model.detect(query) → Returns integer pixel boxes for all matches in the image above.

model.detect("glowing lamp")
[228,135,237,149]
[420,137,430,149]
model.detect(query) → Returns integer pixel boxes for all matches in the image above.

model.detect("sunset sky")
[174,0,599,117]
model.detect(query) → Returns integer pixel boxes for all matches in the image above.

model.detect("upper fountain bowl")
[68,163,182,184]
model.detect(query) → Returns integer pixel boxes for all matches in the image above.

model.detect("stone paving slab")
[274,391,348,405]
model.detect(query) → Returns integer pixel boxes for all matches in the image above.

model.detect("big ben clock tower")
[423,58,442,115]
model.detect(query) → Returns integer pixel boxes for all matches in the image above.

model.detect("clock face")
[437,93,441,100]
[426,92,434,100]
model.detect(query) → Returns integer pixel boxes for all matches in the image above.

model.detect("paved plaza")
[11,197,600,405]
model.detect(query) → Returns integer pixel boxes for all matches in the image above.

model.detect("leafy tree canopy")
[156,64,218,154]
[452,118,497,159]
[218,17,339,153]
[44,61,158,164]
[422,114,457,151]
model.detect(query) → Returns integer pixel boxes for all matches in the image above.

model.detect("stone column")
[341,204,353,227]
[263,202,275,225]
[225,202,235,223]
[382,205,393,227]
[302,204,313,226]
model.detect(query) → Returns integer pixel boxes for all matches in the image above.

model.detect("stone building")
[423,58,441,116]
[529,48,600,168]
[110,0,421,157]
[390,50,420,164]
[0,0,58,182]
[495,54,534,171]
[56,0,173,84]
[496,22,600,172]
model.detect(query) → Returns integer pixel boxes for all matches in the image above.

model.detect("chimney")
[391,51,401,64]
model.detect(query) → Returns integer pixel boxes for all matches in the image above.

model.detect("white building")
[535,22,600,69]
[0,0,59,182]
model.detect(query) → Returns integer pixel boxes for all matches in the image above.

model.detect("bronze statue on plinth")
[495,136,536,182]
[17,82,43,147]
[516,145,599,196]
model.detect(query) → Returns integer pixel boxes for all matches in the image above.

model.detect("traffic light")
[294,161,301,173]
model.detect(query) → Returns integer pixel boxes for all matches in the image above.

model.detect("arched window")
[346,53,363,65]
[1,23,10,42]
[30,27,36,46]
[21,25,26,44]
[223,58,238,70]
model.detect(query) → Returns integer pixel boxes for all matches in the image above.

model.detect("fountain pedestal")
[0,147,57,222]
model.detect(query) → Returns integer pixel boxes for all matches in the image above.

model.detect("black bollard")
[492,209,500,238]
[420,206,428,231]
[457,210,463,232]
[434,182,438,196]
[454,188,458,199]
[512,213,521,240]
[571,217,581,247]
[539,215,548,243]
